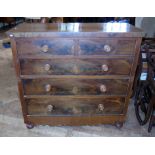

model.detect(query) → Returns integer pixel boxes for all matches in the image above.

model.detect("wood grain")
[16,38,75,56]
[20,58,132,75]
[23,78,128,96]
[26,97,124,116]
[7,23,144,38]
[78,39,136,55]
[26,115,125,126]
[8,23,143,127]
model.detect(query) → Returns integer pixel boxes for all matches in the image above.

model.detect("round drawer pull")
[47,105,54,112]
[72,86,78,94]
[73,65,79,74]
[100,84,107,93]
[102,64,108,72]
[44,64,51,71]
[98,104,104,111]
[45,84,51,92]
[41,45,49,53]
[104,44,111,52]
[78,45,81,53]
[71,45,74,53]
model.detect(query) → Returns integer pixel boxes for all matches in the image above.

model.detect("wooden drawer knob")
[71,45,74,53]
[44,64,51,71]
[98,104,104,111]
[77,45,81,52]
[72,86,78,94]
[102,64,108,72]
[45,84,51,92]
[73,65,79,74]
[47,105,54,112]
[100,84,106,92]
[41,45,49,53]
[104,44,111,52]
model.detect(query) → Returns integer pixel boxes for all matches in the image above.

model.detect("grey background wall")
[135,17,155,38]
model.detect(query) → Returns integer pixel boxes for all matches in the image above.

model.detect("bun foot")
[26,123,34,129]
[115,122,123,129]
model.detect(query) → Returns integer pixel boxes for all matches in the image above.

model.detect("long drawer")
[20,58,133,76]
[16,38,136,57]
[26,97,125,116]
[23,78,128,96]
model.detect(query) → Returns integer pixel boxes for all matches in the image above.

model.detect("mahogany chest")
[8,23,143,129]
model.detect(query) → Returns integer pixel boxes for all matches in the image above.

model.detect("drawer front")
[20,58,132,75]
[23,78,128,96]
[16,38,74,56]
[78,39,136,55]
[26,97,125,116]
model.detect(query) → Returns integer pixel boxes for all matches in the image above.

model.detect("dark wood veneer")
[26,97,124,116]
[20,58,132,75]
[23,78,128,96]
[8,23,143,128]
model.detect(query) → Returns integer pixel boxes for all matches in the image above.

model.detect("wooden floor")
[0,35,155,137]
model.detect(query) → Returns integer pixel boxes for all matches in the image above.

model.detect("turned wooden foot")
[26,123,34,129]
[115,122,124,129]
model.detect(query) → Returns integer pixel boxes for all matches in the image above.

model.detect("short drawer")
[26,97,125,116]
[16,38,74,56]
[78,39,136,55]
[23,78,128,96]
[20,58,132,76]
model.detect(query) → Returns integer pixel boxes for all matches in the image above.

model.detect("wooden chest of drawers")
[8,23,143,129]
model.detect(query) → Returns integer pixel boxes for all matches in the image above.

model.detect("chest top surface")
[7,23,144,38]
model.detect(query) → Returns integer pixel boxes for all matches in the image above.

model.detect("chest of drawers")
[8,23,143,129]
